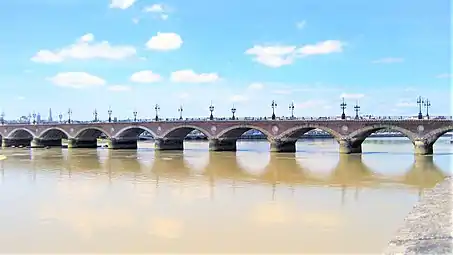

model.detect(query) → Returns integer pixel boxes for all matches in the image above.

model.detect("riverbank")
[384,176,452,254]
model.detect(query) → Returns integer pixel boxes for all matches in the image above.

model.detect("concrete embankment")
[384,176,452,254]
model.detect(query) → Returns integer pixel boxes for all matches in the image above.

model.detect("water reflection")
[0,147,447,190]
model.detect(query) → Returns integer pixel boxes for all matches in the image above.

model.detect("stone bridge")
[0,119,452,155]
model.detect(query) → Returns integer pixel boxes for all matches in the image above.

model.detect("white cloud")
[340,93,365,99]
[296,20,306,29]
[272,89,292,95]
[372,57,404,64]
[132,18,139,24]
[296,100,325,109]
[31,34,136,63]
[144,4,170,20]
[177,92,190,99]
[396,99,416,108]
[130,71,162,83]
[245,40,343,68]
[170,70,220,83]
[109,0,136,9]
[230,95,249,102]
[108,85,131,92]
[145,32,182,51]
[298,40,343,56]
[48,72,106,89]
[16,96,25,100]
[436,73,451,79]
[248,82,264,90]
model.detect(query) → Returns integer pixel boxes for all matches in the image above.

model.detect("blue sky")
[0,0,451,121]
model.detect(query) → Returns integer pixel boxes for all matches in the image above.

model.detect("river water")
[0,137,451,253]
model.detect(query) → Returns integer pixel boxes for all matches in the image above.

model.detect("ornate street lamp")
[154,104,160,121]
[59,113,63,123]
[354,101,360,120]
[424,98,431,119]
[0,111,4,125]
[289,102,295,119]
[178,105,183,120]
[416,96,424,120]
[340,97,347,120]
[231,105,237,120]
[67,108,72,123]
[133,110,138,122]
[209,102,214,120]
[32,111,37,125]
[271,100,277,120]
[108,107,112,123]
[93,109,98,122]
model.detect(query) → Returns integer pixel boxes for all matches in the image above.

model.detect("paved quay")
[384,176,452,254]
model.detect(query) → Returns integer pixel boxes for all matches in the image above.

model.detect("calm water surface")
[0,138,451,253]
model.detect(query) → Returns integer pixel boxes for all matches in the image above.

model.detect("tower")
[48,108,53,122]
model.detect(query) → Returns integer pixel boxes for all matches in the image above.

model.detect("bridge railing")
[1,115,452,125]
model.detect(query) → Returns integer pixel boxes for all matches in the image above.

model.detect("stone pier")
[414,139,434,155]
[339,139,362,154]
[67,138,98,148]
[270,139,296,152]
[384,177,452,254]
[2,138,31,148]
[31,138,62,148]
[155,138,184,151]
[107,138,138,149]
[209,139,236,151]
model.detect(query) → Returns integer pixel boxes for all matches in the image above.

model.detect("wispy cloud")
[372,57,404,64]
[436,73,451,79]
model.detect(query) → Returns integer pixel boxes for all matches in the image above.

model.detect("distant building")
[48,108,53,122]
[37,113,41,123]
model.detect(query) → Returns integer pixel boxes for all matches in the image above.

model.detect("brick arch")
[161,125,213,139]
[74,127,111,139]
[6,128,36,139]
[275,124,343,142]
[215,125,273,140]
[38,127,70,139]
[422,125,453,145]
[347,125,418,142]
[113,125,158,139]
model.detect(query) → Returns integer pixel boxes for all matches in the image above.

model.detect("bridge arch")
[161,125,212,139]
[38,127,70,139]
[74,127,110,140]
[422,125,453,145]
[6,128,36,139]
[114,125,158,139]
[275,124,343,142]
[347,125,418,142]
[215,125,273,140]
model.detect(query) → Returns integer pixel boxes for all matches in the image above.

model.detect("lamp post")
[416,96,424,120]
[0,111,4,125]
[354,101,360,120]
[231,105,236,120]
[67,108,72,123]
[32,111,37,125]
[340,97,347,120]
[424,98,431,119]
[93,109,98,122]
[108,107,112,123]
[209,102,214,120]
[178,105,183,120]
[271,100,277,120]
[133,110,137,122]
[28,113,31,124]
[59,113,63,123]
[289,102,295,119]
[154,104,160,121]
